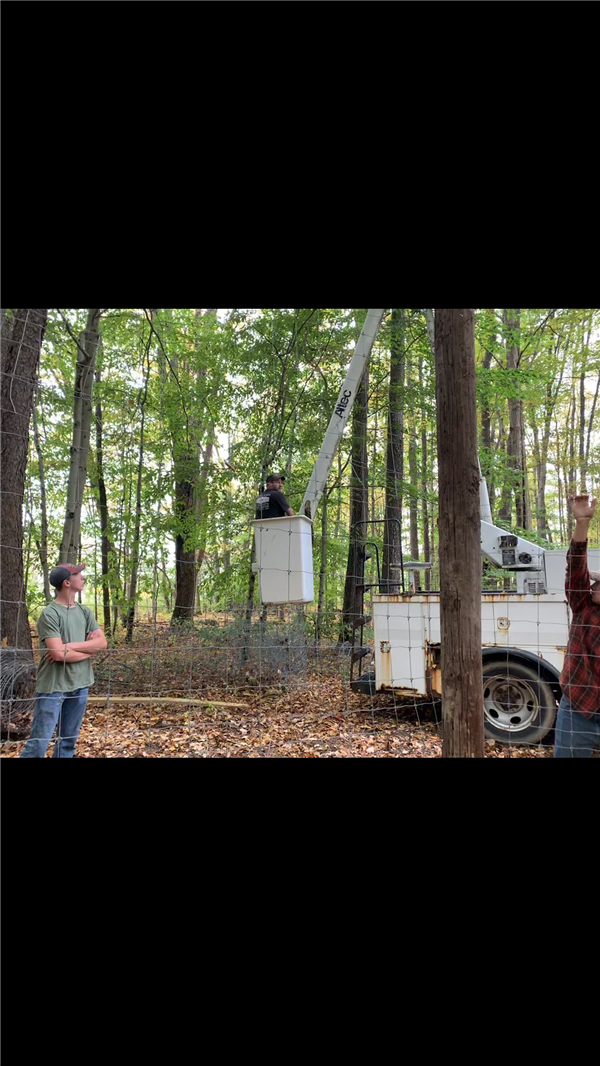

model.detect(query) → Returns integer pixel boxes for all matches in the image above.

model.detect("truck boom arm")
[301,307,547,575]
[301,309,386,519]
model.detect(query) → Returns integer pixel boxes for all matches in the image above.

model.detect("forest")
[1,308,598,758]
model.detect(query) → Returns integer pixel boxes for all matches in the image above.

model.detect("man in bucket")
[20,563,107,758]
[255,473,295,519]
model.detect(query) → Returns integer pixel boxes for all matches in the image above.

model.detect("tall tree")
[478,309,498,510]
[408,408,420,572]
[340,368,369,642]
[89,364,119,632]
[1,309,48,701]
[125,328,152,642]
[578,313,599,491]
[435,309,484,758]
[498,309,528,528]
[419,354,431,590]
[382,309,405,593]
[169,309,216,624]
[59,308,103,563]
[530,327,567,540]
[31,398,51,602]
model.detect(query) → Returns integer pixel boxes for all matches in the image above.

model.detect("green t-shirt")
[36,602,100,693]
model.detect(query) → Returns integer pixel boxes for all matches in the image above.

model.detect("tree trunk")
[421,411,431,590]
[499,309,527,528]
[1,309,48,709]
[435,309,484,759]
[579,369,586,490]
[500,309,524,524]
[585,372,600,479]
[171,469,198,624]
[568,385,576,540]
[92,367,118,633]
[125,339,152,642]
[223,433,234,575]
[555,427,565,544]
[31,399,51,602]
[60,308,102,563]
[424,311,437,586]
[194,437,214,585]
[579,314,593,490]
[480,347,495,509]
[151,468,164,627]
[171,309,215,625]
[341,369,369,642]
[382,309,405,593]
[160,548,172,612]
[522,433,532,530]
[315,488,329,644]
[113,435,128,636]
[241,540,258,667]
[533,350,564,541]
[408,415,420,585]
[533,421,548,540]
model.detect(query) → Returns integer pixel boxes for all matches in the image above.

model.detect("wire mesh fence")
[3,308,600,757]
[3,583,598,757]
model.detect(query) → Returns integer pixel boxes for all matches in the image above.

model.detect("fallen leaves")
[1,662,559,759]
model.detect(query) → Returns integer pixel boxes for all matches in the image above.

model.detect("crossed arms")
[44,629,108,664]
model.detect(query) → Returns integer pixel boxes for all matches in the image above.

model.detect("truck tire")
[482,658,558,744]
[351,669,376,697]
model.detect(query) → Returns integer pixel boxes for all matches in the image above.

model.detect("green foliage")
[20,308,600,628]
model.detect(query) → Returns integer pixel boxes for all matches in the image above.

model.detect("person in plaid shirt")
[554,493,600,757]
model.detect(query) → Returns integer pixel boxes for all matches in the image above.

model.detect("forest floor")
[0,619,567,758]
[2,682,557,759]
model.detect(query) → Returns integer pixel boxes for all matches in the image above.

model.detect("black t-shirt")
[255,488,291,519]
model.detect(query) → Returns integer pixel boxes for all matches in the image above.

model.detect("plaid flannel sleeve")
[565,539,591,612]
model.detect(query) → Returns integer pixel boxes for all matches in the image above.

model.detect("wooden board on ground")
[86,697,248,709]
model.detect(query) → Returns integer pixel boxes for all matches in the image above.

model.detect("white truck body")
[252,306,597,741]
[371,548,600,698]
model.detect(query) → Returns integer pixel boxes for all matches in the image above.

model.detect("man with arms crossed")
[20,564,107,758]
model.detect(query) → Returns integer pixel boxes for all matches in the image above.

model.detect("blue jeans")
[19,688,89,759]
[554,695,600,758]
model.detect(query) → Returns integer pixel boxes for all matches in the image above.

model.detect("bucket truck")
[252,310,595,743]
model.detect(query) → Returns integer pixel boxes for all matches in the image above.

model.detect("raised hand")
[568,494,598,521]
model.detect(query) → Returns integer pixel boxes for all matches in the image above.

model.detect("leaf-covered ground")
[1,676,556,758]
[2,622,569,757]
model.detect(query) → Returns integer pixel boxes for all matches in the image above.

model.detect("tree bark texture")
[316,487,328,643]
[31,400,51,602]
[92,367,119,633]
[382,309,405,593]
[60,308,102,563]
[125,337,152,642]
[341,369,369,642]
[498,309,528,528]
[1,309,47,707]
[435,309,484,758]
[171,309,215,624]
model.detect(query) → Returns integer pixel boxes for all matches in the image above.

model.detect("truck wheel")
[482,659,558,744]
[351,669,376,697]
